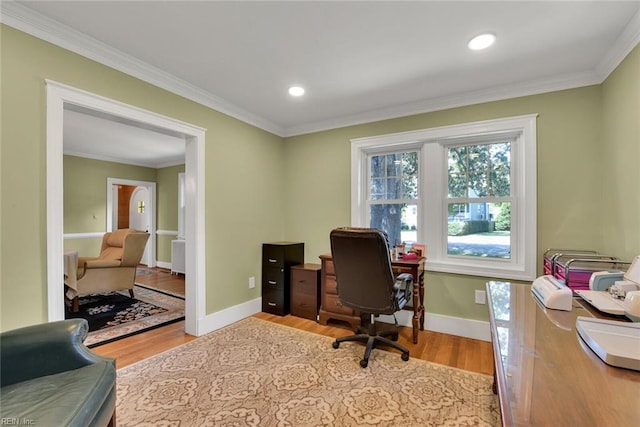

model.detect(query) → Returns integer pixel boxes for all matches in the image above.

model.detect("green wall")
[1,23,637,331]
[283,46,640,321]
[601,45,640,257]
[156,164,185,262]
[1,25,284,330]
[63,155,184,262]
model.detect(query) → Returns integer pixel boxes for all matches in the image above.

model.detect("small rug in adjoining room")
[66,285,184,347]
[116,317,500,426]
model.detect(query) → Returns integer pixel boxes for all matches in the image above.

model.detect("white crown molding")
[283,70,599,137]
[0,1,284,136]
[3,1,638,139]
[595,7,640,79]
[63,149,184,169]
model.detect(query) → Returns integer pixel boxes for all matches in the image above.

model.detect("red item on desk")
[403,252,418,260]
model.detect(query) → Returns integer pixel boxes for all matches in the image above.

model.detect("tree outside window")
[368,151,418,246]
[446,142,511,259]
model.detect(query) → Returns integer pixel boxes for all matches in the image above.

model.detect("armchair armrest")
[0,319,114,387]
[77,259,122,280]
[84,259,122,269]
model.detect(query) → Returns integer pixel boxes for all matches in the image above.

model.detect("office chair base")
[332,332,410,368]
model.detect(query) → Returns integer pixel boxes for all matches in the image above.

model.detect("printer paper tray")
[575,290,625,315]
[576,317,640,371]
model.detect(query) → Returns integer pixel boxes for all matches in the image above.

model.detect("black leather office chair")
[330,227,413,368]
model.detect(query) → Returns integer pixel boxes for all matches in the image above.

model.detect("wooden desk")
[319,254,425,343]
[486,281,639,426]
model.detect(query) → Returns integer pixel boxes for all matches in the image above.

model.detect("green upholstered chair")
[0,319,116,427]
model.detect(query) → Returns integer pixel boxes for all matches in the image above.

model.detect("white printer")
[575,255,640,321]
[531,275,573,311]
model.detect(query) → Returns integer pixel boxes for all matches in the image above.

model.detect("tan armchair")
[71,228,150,311]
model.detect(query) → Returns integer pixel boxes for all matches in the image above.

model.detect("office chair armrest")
[394,273,413,308]
[395,273,413,289]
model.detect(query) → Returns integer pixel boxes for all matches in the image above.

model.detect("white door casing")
[46,80,207,336]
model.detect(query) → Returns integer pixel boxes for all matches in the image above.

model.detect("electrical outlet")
[475,290,486,304]
[249,276,255,289]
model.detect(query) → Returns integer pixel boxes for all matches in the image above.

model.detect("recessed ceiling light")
[288,86,305,97]
[468,33,496,50]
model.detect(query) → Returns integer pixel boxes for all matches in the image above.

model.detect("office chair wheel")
[332,341,340,349]
[401,352,409,362]
[360,359,368,368]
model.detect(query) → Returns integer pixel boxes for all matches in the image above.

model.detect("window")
[351,114,537,281]
[368,151,419,246]
[446,141,511,259]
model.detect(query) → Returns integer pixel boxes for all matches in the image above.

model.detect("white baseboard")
[424,312,491,342]
[155,261,171,270]
[196,297,490,342]
[198,297,262,335]
[377,311,491,342]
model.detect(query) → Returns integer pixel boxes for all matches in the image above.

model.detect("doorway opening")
[46,80,207,336]
[107,178,157,268]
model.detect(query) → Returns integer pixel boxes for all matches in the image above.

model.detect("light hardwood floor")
[93,268,494,376]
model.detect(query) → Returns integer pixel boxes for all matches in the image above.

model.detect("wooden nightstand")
[290,263,321,321]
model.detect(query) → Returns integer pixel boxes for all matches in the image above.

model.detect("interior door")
[129,186,151,265]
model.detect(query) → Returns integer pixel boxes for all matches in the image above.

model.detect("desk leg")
[411,272,425,344]
[419,273,425,331]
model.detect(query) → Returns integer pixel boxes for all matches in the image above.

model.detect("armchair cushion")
[99,246,124,261]
[100,228,136,261]
[105,228,133,248]
[0,319,116,427]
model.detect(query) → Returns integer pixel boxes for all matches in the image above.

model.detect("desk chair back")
[330,227,398,314]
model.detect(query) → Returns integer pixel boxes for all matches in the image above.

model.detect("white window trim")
[351,114,537,281]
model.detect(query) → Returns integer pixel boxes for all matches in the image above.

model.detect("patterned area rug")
[117,317,500,426]
[67,285,184,347]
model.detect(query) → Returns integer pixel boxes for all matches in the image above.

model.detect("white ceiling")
[63,106,186,168]
[3,1,640,166]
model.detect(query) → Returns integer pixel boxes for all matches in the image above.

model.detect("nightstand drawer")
[290,263,321,321]
[291,269,318,296]
[291,292,317,320]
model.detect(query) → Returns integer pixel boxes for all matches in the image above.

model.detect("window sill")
[426,259,535,282]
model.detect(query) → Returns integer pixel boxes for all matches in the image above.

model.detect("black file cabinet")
[262,242,304,315]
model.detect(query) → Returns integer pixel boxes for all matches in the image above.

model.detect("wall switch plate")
[475,290,486,304]
[249,276,255,289]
